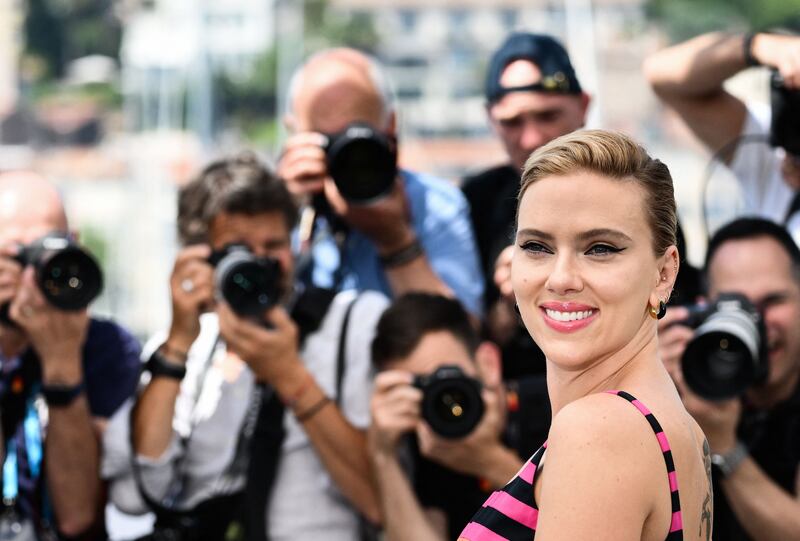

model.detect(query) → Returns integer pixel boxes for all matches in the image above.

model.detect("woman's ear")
[651,245,680,307]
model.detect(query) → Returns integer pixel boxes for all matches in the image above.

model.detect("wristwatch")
[711,441,748,479]
[42,381,85,408]
[145,348,187,380]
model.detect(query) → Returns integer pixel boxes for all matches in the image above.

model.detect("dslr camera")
[770,70,800,157]
[323,121,398,204]
[680,292,768,401]
[413,365,484,439]
[0,232,103,324]
[208,244,283,318]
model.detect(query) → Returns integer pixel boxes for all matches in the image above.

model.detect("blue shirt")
[0,317,141,533]
[302,169,485,316]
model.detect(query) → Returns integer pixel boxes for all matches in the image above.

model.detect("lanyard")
[2,387,43,503]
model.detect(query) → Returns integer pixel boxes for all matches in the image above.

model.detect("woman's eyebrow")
[516,228,632,243]
[577,228,633,243]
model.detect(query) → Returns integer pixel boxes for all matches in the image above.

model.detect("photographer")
[278,48,484,317]
[102,155,388,539]
[368,293,525,541]
[0,172,141,539]
[658,217,800,540]
[645,31,800,244]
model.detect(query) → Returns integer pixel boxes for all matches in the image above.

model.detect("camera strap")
[784,191,800,225]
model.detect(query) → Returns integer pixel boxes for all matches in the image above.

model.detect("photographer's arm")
[717,457,800,541]
[369,371,449,541]
[10,270,100,537]
[643,32,749,158]
[218,304,381,524]
[135,245,212,458]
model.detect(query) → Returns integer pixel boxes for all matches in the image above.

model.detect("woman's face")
[511,171,675,370]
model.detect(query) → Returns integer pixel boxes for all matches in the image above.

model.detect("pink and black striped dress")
[459,390,684,540]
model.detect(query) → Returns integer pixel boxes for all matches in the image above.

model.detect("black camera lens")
[680,293,767,400]
[770,70,800,157]
[26,234,103,311]
[414,365,484,439]
[211,245,282,317]
[324,122,397,203]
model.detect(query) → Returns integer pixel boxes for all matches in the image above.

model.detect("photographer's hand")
[0,244,24,349]
[216,303,303,391]
[277,132,329,199]
[10,267,88,383]
[751,33,800,89]
[493,245,515,304]
[657,306,694,381]
[329,176,456,301]
[368,370,422,456]
[166,244,214,354]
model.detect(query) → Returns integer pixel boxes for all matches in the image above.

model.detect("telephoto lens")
[209,244,282,318]
[323,122,397,204]
[680,292,768,401]
[23,233,104,311]
[413,365,485,439]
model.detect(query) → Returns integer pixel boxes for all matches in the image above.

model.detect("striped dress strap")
[606,390,684,540]
[458,442,546,540]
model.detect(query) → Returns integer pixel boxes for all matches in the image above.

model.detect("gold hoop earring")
[649,299,667,320]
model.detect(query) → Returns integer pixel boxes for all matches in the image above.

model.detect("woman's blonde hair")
[519,129,677,255]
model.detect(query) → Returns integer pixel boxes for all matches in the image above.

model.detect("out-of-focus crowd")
[0,27,799,541]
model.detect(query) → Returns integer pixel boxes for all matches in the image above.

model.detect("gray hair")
[285,49,396,128]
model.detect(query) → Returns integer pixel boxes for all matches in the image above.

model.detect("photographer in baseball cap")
[463,32,590,380]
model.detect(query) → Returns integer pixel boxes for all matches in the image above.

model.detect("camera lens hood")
[324,122,397,204]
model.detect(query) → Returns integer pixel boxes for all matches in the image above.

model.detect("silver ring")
[180,279,195,293]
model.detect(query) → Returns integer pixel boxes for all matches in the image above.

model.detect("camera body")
[680,292,768,401]
[323,122,397,204]
[208,244,283,317]
[413,365,484,439]
[770,70,800,157]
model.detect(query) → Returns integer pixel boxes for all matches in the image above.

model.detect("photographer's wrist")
[375,227,416,258]
[41,354,83,386]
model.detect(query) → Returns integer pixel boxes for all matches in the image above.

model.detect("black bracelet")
[145,349,187,381]
[295,395,331,423]
[743,33,760,67]
[379,238,424,268]
[42,381,85,408]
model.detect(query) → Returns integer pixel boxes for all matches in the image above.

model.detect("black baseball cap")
[485,32,583,104]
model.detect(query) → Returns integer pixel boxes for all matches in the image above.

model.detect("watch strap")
[41,381,85,408]
[145,348,187,381]
[711,441,748,479]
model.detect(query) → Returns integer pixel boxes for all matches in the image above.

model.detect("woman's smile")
[540,301,599,332]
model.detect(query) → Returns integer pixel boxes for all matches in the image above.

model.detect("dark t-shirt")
[0,317,142,536]
[712,380,800,540]
[462,164,546,379]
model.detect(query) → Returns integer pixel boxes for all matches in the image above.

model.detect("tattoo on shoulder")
[700,439,713,541]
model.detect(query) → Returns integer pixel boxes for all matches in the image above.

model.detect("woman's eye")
[520,241,552,254]
[586,244,623,256]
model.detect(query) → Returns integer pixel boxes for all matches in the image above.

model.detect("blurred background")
[2,0,799,341]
